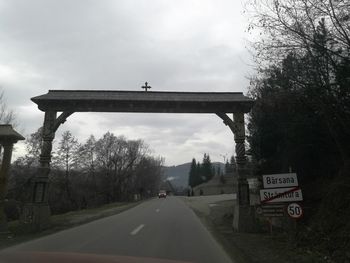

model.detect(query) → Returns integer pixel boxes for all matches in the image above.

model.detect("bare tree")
[52,131,80,208]
[76,135,98,203]
[0,91,15,125]
[246,0,350,160]
[14,127,43,168]
[246,0,350,64]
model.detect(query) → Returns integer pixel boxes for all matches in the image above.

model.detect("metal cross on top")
[142,82,151,92]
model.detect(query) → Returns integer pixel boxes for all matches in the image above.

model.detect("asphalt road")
[1,197,233,263]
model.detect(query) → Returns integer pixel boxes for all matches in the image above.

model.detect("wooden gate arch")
[26,90,254,231]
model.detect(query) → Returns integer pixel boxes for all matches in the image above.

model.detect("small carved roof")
[0,124,25,143]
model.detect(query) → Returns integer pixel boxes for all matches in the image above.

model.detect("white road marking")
[130,224,145,235]
[156,209,160,212]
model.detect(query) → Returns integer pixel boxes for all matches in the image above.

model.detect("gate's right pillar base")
[232,168,256,232]
[233,203,256,232]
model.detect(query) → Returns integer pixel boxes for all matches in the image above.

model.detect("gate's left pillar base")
[20,204,51,232]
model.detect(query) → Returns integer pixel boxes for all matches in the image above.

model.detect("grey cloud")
[0,0,253,165]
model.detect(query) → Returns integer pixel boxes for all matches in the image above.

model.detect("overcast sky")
[0,0,254,166]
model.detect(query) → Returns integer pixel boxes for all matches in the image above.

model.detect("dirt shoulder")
[1,201,142,249]
[181,196,330,263]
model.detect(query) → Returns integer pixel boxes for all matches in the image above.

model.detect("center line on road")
[156,208,160,212]
[130,224,145,236]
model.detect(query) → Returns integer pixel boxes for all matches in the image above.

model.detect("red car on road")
[158,190,167,198]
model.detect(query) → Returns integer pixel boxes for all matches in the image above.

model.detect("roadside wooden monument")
[27,88,254,232]
[0,125,25,233]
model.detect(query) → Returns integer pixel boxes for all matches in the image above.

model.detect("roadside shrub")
[4,199,21,221]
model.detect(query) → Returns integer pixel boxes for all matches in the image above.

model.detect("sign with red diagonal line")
[260,186,303,204]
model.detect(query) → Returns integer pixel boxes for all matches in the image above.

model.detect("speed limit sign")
[287,203,303,219]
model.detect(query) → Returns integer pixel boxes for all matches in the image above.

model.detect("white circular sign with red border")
[287,203,303,219]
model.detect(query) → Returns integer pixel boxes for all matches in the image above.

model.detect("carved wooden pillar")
[22,111,56,231]
[0,125,24,233]
[21,110,73,231]
[233,113,246,167]
[0,143,14,232]
[233,112,250,206]
[232,112,254,232]
[34,111,56,203]
[216,112,253,231]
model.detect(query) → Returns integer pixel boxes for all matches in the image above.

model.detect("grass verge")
[186,199,331,263]
[1,201,142,249]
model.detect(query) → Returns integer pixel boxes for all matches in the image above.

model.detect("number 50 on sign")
[287,203,303,219]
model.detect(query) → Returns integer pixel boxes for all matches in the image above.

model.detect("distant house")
[193,172,235,196]
[192,168,261,206]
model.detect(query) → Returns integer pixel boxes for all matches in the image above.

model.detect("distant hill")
[162,162,225,188]
[161,163,191,188]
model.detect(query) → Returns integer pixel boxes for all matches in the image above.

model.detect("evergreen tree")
[216,166,221,177]
[188,158,197,188]
[196,162,203,185]
[225,159,231,174]
[202,153,214,182]
[230,156,236,170]
[219,165,225,184]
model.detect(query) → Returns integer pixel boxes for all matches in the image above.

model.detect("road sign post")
[259,173,304,223]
